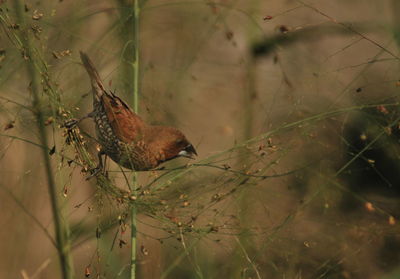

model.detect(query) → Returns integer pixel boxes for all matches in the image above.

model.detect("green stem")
[130,176,137,278]
[13,1,74,278]
[131,0,140,278]
[133,0,140,114]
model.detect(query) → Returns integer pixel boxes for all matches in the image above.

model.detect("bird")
[66,52,197,173]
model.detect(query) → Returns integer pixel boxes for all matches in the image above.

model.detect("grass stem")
[130,0,140,278]
[13,1,74,278]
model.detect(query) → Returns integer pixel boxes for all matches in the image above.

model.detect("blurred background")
[1,0,400,278]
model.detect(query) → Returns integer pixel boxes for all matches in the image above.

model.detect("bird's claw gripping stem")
[85,166,102,180]
[64,118,79,129]
[85,150,105,180]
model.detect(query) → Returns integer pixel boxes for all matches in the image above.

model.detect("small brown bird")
[68,52,197,172]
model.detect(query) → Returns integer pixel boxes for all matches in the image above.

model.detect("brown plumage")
[78,51,197,171]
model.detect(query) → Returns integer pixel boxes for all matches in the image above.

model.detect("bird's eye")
[176,139,183,144]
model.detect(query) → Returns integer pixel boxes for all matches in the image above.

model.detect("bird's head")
[147,126,197,163]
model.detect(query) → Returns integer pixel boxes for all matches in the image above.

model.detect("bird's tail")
[80,51,105,101]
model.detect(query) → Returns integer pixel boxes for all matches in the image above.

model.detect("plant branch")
[13,1,74,278]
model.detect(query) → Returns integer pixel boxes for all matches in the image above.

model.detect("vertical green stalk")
[13,1,74,279]
[131,1,140,278]
[115,0,141,276]
[130,175,137,278]
[132,0,140,114]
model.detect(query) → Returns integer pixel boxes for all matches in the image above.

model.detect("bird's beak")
[178,144,197,159]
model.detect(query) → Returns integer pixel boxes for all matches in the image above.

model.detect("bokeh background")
[1,0,400,278]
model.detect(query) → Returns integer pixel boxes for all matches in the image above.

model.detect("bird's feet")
[63,118,79,129]
[85,166,102,180]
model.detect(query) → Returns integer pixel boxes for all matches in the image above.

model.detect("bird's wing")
[101,92,145,143]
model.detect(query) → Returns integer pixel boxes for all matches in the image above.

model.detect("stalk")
[114,0,141,275]
[130,1,140,278]
[13,1,74,278]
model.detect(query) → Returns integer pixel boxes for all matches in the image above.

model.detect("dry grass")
[1,0,400,278]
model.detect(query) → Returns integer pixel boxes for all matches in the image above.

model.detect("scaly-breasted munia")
[68,52,197,172]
